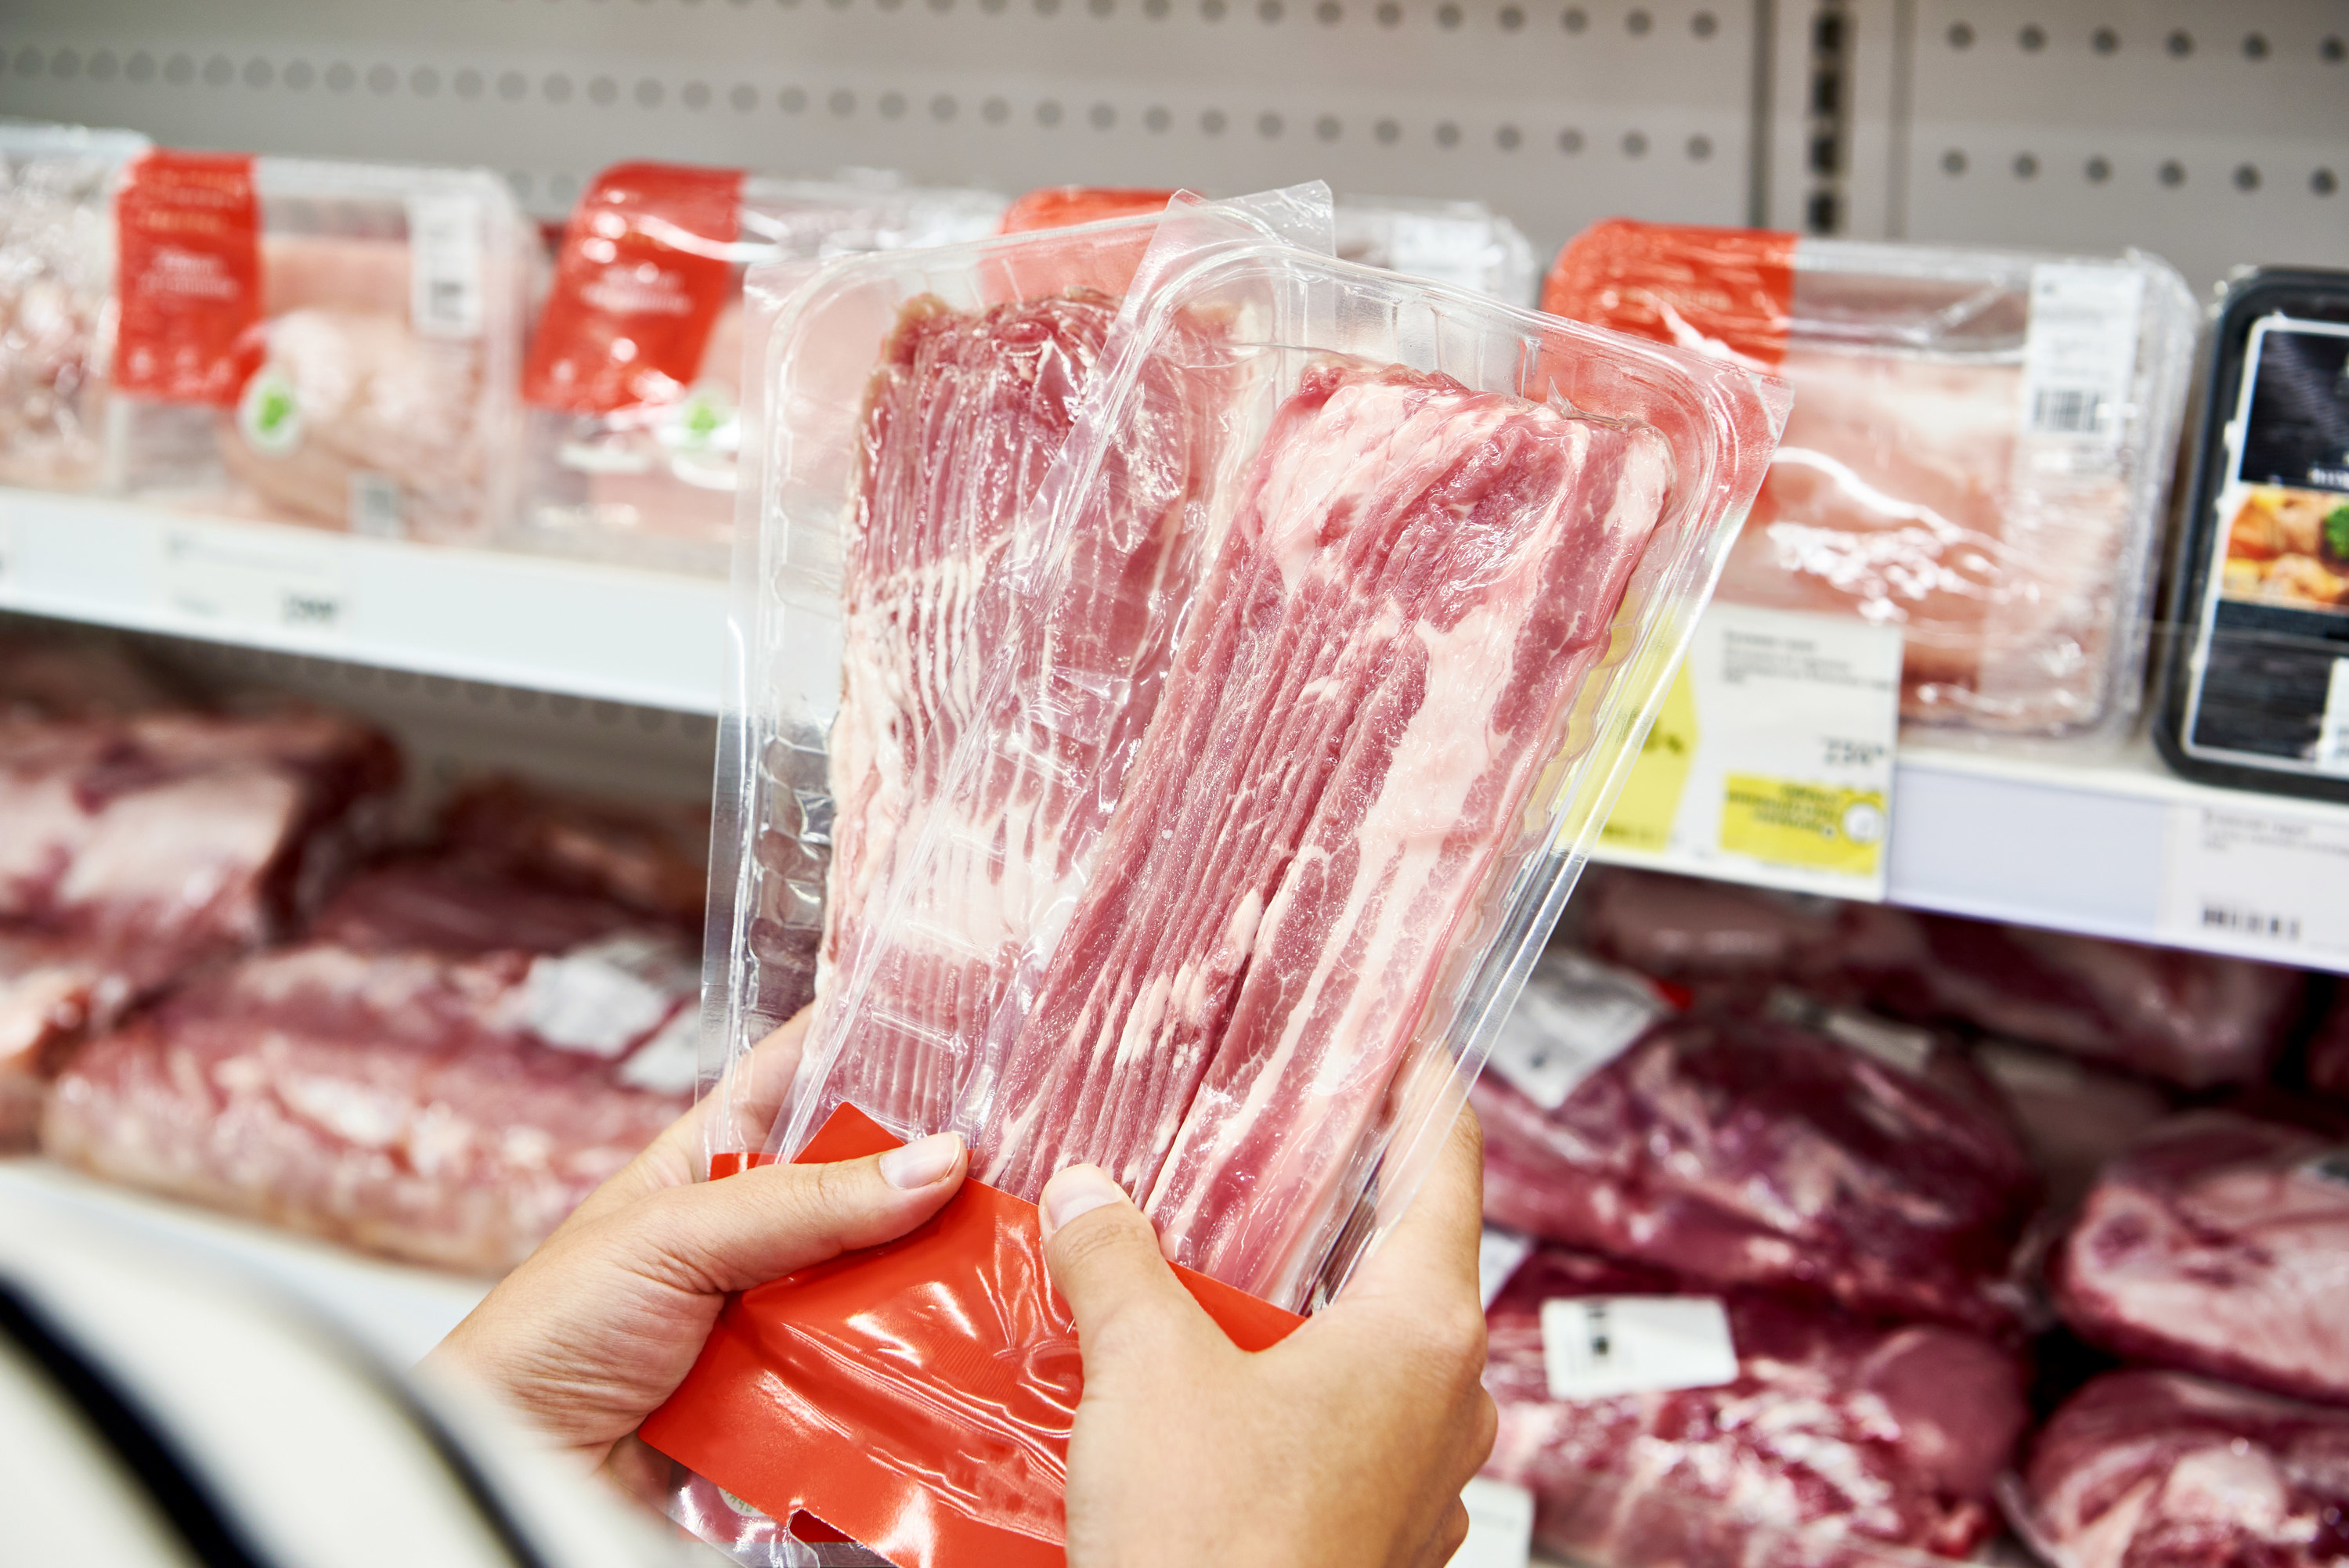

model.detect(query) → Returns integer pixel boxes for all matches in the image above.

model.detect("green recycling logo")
[238,367,304,457]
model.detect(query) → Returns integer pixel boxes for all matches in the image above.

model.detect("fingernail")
[1040,1164,1125,1239]
[879,1132,963,1190]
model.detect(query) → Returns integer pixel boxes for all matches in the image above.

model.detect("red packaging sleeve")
[113,150,262,405]
[522,160,745,416]
[999,186,1178,235]
[1540,218,1797,369]
[640,1105,1304,1568]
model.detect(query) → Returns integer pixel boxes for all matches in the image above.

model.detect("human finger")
[1337,1102,1485,1312]
[1041,1164,1213,1362]
[625,1130,966,1294]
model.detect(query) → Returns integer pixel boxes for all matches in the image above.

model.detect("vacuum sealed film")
[651,187,1787,1566]
[0,119,147,492]
[1543,220,2197,742]
[2158,268,2349,801]
[106,150,529,542]
[519,162,1004,571]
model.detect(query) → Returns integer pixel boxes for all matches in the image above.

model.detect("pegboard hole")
[1316,1,1341,20]
[1691,10,1716,37]
[2241,32,2268,60]
[931,92,958,119]
[1946,20,1972,49]
[456,68,485,99]
[2012,152,2037,178]
[1036,99,1063,126]
[1089,101,1114,128]
[880,89,907,117]
[1622,129,1648,157]
[90,49,121,81]
[730,82,758,110]
[1499,5,1525,28]
[367,62,397,93]
[2017,23,2044,52]
[781,85,809,112]
[2164,29,2192,58]
[205,55,236,87]
[1558,127,1584,153]
[1375,117,1401,144]
[2315,169,2339,196]
[1258,110,1283,136]
[1144,104,1171,130]
[1258,0,1283,20]
[244,57,272,88]
[1376,1,1401,23]
[635,77,664,108]
[1316,113,1341,139]
[2091,27,2117,55]
[1435,121,1460,146]
[498,70,527,100]
[2085,155,2110,183]
[2159,159,2185,186]
[1561,7,1588,33]
[1201,0,1227,19]
[980,95,1009,122]
[1941,148,1967,175]
[1438,4,1463,27]
[2233,163,2260,192]
[1626,8,1651,36]
[1687,133,1712,161]
[325,61,355,92]
[828,87,856,116]
[1497,124,1521,150]
[1201,107,1228,133]
[2325,37,2345,63]
[127,51,157,82]
[588,75,619,106]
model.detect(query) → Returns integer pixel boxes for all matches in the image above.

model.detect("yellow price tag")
[1599,657,1698,856]
[1718,773,1888,877]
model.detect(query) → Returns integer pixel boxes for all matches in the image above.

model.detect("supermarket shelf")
[0,1156,489,1366]
[0,489,728,715]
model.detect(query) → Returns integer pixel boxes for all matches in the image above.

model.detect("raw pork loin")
[2051,1111,2349,1407]
[2018,1370,2349,1568]
[2307,989,2349,1102]
[1474,1007,2036,1332]
[958,359,1673,1306]
[0,703,398,1145]
[42,852,697,1273]
[1482,1245,2030,1568]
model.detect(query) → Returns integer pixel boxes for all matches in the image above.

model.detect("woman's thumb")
[1040,1165,1202,1354]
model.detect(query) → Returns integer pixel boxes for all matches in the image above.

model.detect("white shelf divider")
[0,489,728,716]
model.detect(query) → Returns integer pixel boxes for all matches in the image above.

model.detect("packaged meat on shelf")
[649,186,1788,1564]
[0,119,146,492]
[1542,221,2197,743]
[106,150,530,543]
[1482,1243,2030,1568]
[0,657,401,1148]
[1473,952,2038,1334]
[40,776,710,1274]
[517,162,1005,572]
[2155,268,2349,805]
[2310,988,2349,1101]
[998,182,1538,301]
[1573,866,2311,1090]
[2049,1108,2349,1408]
[2014,1371,2349,1568]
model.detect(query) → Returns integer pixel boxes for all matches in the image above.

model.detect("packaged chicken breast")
[517,163,1005,572]
[2156,268,2349,801]
[0,120,147,492]
[644,188,1788,1566]
[1001,184,1538,302]
[1544,220,2197,741]
[106,150,529,543]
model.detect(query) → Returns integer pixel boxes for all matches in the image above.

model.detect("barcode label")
[406,193,485,339]
[2019,264,2145,444]
[348,471,404,539]
[1487,952,1670,1110]
[2198,903,2304,942]
[1541,1296,1739,1400]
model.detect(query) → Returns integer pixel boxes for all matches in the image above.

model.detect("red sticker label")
[1542,218,1798,369]
[523,160,745,416]
[114,150,263,405]
[999,186,1175,235]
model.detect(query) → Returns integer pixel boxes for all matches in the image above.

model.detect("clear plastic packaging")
[0,119,147,492]
[1001,184,1538,302]
[518,163,1006,573]
[655,193,1786,1564]
[1484,1243,2030,1568]
[1543,220,2198,741]
[106,150,530,542]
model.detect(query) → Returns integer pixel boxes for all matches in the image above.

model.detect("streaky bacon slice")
[961,359,1672,1304]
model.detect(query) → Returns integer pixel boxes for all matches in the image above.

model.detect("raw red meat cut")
[438,776,709,931]
[790,287,1221,1143]
[2308,989,2349,1102]
[1573,866,1842,989]
[2018,1370,2349,1568]
[1482,1245,2029,1568]
[929,359,1672,1306]
[41,860,696,1272]
[1474,1007,2037,1332]
[2051,1110,2349,1407]
[0,633,177,719]
[1837,907,2306,1090]
[0,704,398,1145]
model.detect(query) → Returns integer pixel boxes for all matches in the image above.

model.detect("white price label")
[2318,660,2349,776]
[348,471,405,539]
[1599,604,1903,899]
[406,193,486,339]
[1487,952,1668,1110]
[1478,1227,1535,1310]
[1541,1296,1739,1400]
[2019,264,2145,442]
[157,525,351,638]
[1449,1478,1535,1568]
[2158,802,2349,963]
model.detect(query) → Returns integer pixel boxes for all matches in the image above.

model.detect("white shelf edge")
[0,489,728,715]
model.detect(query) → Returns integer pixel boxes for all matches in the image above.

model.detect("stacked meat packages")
[1542,222,2197,741]
[0,121,146,491]
[44,774,710,1273]
[107,149,529,542]
[644,186,1788,1563]
[1486,864,2349,1568]
[0,635,398,1145]
[518,162,1004,570]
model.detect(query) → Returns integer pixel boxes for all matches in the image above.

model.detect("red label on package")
[647,1105,1304,1568]
[523,160,744,416]
[999,186,1176,235]
[114,150,263,405]
[1542,218,1796,369]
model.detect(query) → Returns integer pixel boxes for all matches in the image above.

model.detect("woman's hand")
[1046,1108,1497,1568]
[420,1012,967,1473]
